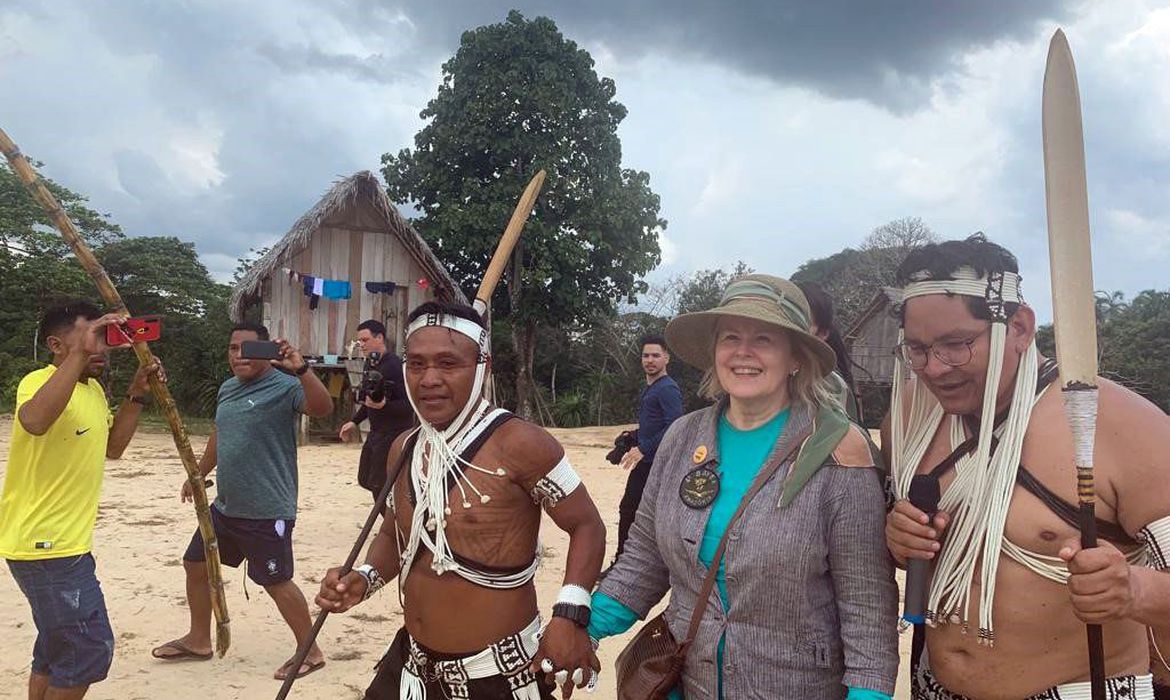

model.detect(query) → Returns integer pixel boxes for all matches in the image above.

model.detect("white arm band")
[1137,515,1170,570]
[556,583,593,608]
[355,563,387,600]
[531,456,582,507]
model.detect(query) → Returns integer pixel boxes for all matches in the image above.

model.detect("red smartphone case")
[107,316,162,346]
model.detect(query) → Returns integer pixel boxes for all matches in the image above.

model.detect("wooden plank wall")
[261,198,439,356]
[851,312,900,384]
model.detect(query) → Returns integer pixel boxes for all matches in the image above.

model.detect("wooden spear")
[1042,29,1105,699]
[0,126,231,656]
[274,169,546,699]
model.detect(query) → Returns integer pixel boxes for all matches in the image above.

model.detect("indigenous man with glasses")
[882,235,1170,700]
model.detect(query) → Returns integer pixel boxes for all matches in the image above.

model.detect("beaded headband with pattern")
[406,313,489,361]
[885,266,1024,322]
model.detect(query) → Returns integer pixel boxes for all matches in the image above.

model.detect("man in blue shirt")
[616,335,684,556]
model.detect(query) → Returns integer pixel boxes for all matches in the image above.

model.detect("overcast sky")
[2,0,1168,321]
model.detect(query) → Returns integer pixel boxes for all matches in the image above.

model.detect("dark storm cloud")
[359,0,1075,113]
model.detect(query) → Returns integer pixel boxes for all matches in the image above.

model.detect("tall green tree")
[1038,289,1170,412]
[792,217,937,329]
[98,237,234,415]
[1,162,124,406]
[382,11,665,418]
[1,161,123,256]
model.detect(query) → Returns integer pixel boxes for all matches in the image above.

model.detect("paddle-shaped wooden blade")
[1044,29,1099,389]
[473,169,546,315]
[1042,27,1105,700]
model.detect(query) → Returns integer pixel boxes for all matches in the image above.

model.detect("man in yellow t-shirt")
[1,300,161,700]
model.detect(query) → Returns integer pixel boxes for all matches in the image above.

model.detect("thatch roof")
[229,171,465,321]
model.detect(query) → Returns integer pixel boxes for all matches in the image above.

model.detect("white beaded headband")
[406,313,489,353]
[885,267,1023,322]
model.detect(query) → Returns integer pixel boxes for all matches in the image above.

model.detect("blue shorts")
[183,505,295,586]
[6,553,115,688]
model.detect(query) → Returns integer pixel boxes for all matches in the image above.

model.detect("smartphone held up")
[239,340,283,360]
[106,316,162,347]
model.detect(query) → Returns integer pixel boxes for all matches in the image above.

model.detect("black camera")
[357,352,391,404]
[605,429,640,465]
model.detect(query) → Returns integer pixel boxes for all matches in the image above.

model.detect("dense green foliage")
[382,11,665,418]
[1,162,231,415]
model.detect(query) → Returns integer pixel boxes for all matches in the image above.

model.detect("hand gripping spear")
[1042,29,1106,700]
[274,169,546,700]
[0,126,232,655]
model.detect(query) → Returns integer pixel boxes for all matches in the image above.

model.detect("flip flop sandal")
[274,658,326,681]
[151,640,214,662]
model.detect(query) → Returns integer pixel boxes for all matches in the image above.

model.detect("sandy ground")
[0,416,910,699]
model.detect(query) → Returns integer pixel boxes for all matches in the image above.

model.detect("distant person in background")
[798,281,863,423]
[339,320,413,502]
[615,335,684,558]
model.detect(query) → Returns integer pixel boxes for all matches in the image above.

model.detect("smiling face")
[404,327,482,428]
[712,317,798,409]
[901,294,1034,415]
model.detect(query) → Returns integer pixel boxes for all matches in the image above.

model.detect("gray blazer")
[599,401,898,699]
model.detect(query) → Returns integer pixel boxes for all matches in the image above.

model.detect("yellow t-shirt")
[0,365,111,560]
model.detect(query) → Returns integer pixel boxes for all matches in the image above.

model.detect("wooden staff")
[473,169,546,315]
[474,170,545,403]
[1042,29,1105,700]
[274,169,546,699]
[0,126,231,656]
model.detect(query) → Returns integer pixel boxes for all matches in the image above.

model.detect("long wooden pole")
[1042,29,1105,700]
[274,168,546,699]
[0,127,231,656]
[473,169,545,315]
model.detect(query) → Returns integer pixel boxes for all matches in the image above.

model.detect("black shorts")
[183,505,295,586]
[358,430,397,496]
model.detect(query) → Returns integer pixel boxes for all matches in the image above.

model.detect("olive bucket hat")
[664,274,837,378]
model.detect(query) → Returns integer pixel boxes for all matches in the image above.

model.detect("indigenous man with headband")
[884,234,1170,699]
[316,300,607,699]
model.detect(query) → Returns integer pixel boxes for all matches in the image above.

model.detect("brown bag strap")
[679,422,813,648]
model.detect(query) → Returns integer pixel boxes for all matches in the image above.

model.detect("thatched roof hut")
[229,171,464,357]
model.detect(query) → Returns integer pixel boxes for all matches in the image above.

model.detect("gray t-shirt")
[213,368,305,520]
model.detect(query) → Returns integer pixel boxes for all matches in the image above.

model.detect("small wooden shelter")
[844,290,900,388]
[229,171,465,439]
[229,171,465,351]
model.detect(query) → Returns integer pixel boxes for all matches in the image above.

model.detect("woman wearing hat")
[586,275,897,699]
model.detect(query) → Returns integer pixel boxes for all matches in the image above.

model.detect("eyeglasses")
[895,327,990,370]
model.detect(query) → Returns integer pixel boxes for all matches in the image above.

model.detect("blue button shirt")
[636,375,683,462]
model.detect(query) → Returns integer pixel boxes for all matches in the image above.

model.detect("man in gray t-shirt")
[152,324,335,681]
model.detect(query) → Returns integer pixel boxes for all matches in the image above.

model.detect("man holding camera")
[339,320,413,501]
[615,334,683,557]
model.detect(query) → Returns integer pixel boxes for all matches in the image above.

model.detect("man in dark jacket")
[339,320,414,501]
[615,334,684,556]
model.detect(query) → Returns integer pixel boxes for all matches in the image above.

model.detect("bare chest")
[391,445,541,565]
[916,399,1125,557]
